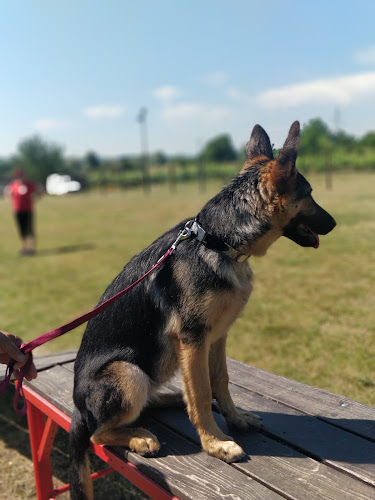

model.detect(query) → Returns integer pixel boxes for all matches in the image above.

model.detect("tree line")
[1,117,375,190]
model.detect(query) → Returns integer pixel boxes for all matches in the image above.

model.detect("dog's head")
[243,121,336,251]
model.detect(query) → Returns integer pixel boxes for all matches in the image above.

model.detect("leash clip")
[156,221,193,263]
[170,220,193,253]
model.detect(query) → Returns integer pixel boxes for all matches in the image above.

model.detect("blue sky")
[1,0,375,157]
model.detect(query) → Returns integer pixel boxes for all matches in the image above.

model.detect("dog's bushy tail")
[69,408,93,500]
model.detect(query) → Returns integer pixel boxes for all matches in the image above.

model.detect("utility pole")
[196,138,206,192]
[136,107,150,192]
[325,106,340,191]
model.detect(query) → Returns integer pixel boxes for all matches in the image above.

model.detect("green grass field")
[1,171,374,405]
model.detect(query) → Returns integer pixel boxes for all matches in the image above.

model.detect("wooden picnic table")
[5,351,375,499]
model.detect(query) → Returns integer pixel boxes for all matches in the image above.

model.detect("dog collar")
[187,220,250,263]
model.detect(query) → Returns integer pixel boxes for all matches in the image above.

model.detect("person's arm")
[0,331,37,381]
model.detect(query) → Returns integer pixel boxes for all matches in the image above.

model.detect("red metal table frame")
[21,384,179,500]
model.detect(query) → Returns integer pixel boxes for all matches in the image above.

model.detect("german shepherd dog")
[70,121,336,499]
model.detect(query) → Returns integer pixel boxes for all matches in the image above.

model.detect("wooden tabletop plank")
[112,420,284,500]
[226,381,375,487]
[33,351,78,371]
[62,360,75,372]
[0,350,77,381]
[26,361,375,487]
[25,365,283,500]
[226,358,375,441]
[165,376,375,487]
[150,406,375,500]
[25,364,75,417]
[28,353,375,444]
[25,363,375,500]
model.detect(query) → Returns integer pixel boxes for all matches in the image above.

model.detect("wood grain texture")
[25,364,75,417]
[22,355,375,500]
[224,382,375,487]
[113,420,284,500]
[0,350,77,380]
[227,358,375,441]
[33,350,78,371]
[149,406,375,500]
[26,365,283,500]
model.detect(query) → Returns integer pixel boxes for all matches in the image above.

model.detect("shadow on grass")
[0,385,149,499]
[36,243,96,257]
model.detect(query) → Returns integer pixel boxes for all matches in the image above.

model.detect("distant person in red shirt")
[8,168,43,255]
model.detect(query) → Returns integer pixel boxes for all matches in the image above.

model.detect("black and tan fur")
[69,121,336,499]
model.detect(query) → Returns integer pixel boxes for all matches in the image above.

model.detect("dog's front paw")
[226,410,262,432]
[202,437,246,463]
[128,431,160,457]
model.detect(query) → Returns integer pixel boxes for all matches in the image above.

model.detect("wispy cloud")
[257,71,375,108]
[355,45,375,65]
[202,71,230,85]
[152,77,232,125]
[161,102,230,121]
[226,87,252,103]
[162,103,202,120]
[152,85,182,103]
[83,105,126,118]
[33,118,71,131]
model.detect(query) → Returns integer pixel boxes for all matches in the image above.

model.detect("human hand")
[0,331,37,381]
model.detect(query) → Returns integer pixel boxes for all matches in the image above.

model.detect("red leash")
[0,225,192,415]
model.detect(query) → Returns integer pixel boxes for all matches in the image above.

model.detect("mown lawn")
[0,171,374,405]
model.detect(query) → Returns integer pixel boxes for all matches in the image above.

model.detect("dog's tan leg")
[148,390,185,408]
[92,426,160,456]
[177,339,245,463]
[91,361,160,456]
[209,336,262,431]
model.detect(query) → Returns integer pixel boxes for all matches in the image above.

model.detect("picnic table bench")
[7,351,375,499]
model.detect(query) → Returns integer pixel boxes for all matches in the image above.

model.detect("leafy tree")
[17,135,65,183]
[300,118,332,155]
[151,150,168,165]
[169,155,190,167]
[332,130,356,150]
[359,131,375,149]
[118,156,138,171]
[201,134,237,162]
[85,151,101,169]
[0,157,14,182]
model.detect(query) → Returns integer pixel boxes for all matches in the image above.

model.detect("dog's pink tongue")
[313,232,320,249]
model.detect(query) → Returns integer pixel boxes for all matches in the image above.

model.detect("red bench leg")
[22,385,179,499]
[27,400,56,500]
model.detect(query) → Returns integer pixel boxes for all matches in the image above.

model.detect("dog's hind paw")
[242,410,263,430]
[226,410,262,432]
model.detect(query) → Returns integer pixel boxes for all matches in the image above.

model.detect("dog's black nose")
[320,213,336,235]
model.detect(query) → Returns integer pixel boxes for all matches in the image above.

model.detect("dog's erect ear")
[246,124,274,161]
[271,121,300,194]
[278,121,300,168]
